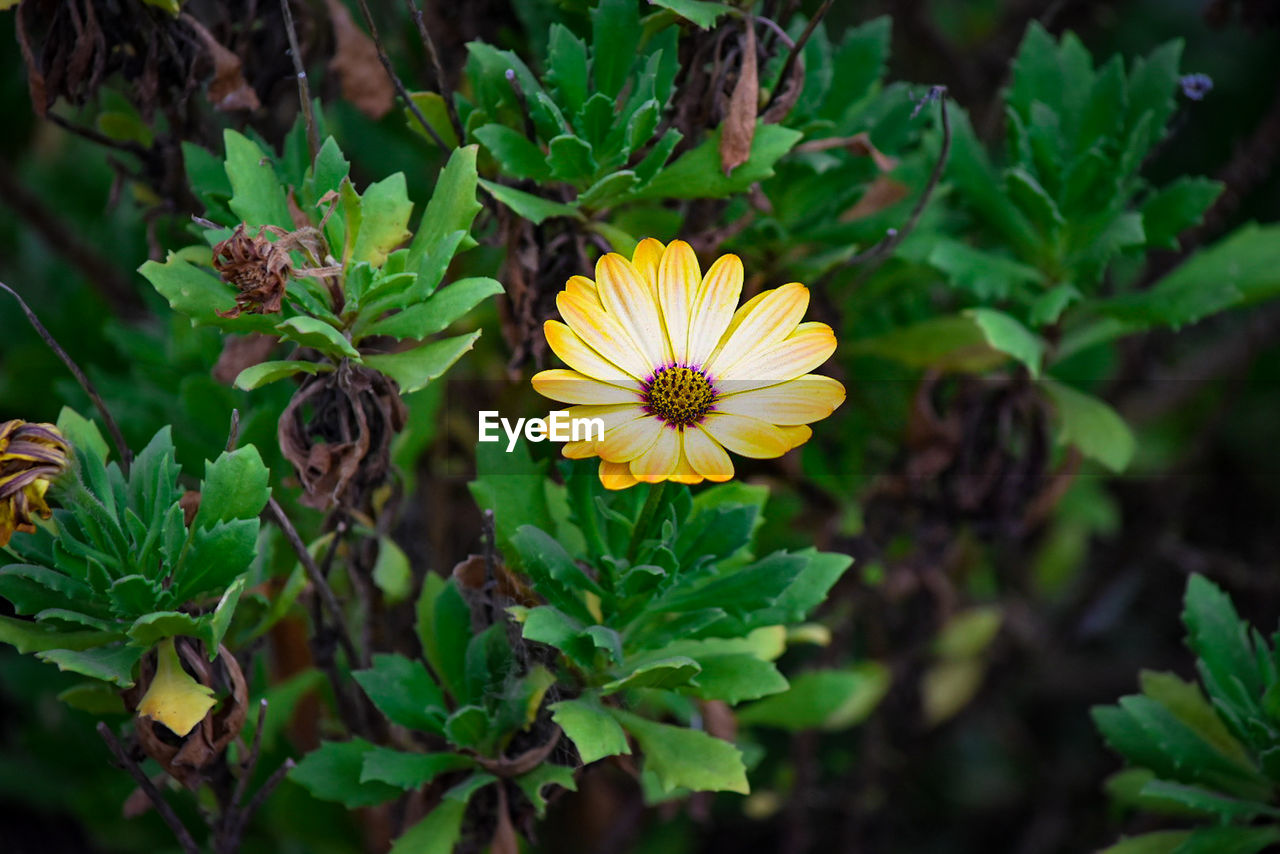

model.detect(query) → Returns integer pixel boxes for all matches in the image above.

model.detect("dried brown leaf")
[796,132,899,172]
[183,15,261,112]
[719,22,758,176]
[840,176,910,222]
[326,0,395,120]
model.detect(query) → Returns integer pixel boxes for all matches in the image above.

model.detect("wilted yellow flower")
[532,239,844,489]
[137,638,217,737]
[0,420,69,547]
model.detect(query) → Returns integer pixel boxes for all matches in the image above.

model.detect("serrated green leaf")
[388,773,495,854]
[360,746,475,789]
[650,0,731,29]
[223,130,292,229]
[195,445,271,529]
[1174,825,1280,854]
[548,134,596,183]
[140,255,280,333]
[37,644,142,687]
[578,171,639,210]
[350,173,414,267]
[406,145,482,288]
[551,697,630,764]
[288,738,402,807]
[602,657,701,695]
[0,615,122,654]
[474,125,551,181]
[591,0,640,98]
[514,763,578,818]
[126,611,204,646]
[1142,177,1222,250]
[416,576,470,703]
[684,653,788,704]
[610,708,748,795]
[633,124,801,200]
[359,277,502,342]
[405,92,460,148]
[965,308,1044,377]
[274,317,360,360]
[353,654,448,735]
[0,565,98,617]
[363,330,480,394]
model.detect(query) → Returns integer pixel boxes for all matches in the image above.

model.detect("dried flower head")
[0,419,69,547]
[213,223,292,318]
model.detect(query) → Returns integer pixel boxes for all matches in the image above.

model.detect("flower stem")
[627,481,668,563]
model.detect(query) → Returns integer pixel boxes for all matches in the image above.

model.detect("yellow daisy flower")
[0,420,69,547]
[531,239,845,490]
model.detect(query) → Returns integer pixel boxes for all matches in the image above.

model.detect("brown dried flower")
[278,364,408,511]
[0,420,70,547]
[213,223,292,319]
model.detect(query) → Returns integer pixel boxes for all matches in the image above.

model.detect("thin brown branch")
[237,758,295,832]
[762,0,833,113]
[846,87,951,274]
[352,0,451,154]
[0,280,132,472]
[403,0,465,142]
[280,0,321,161]
[97,723,201,854]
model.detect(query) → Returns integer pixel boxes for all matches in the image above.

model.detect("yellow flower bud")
[137,639,217,737]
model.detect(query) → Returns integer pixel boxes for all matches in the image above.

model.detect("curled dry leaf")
[325,0,395,120]
[720,21,759,176]
[212,332,279,386]
[452,554,541,609]
[841,176,911,221]
[182,14,261,112]
[123,640,249,790]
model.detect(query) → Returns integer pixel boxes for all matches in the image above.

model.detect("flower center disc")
[645,366,716,427]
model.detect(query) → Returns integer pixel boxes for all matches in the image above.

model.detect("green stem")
[626,481,667,563]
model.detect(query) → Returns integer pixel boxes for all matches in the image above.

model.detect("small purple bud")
[505,69,516,82]
[1180,73,1213,101]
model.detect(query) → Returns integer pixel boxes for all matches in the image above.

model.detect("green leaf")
[964,308,1044,377]
[353,654,448,735]
[591,0,641,98]
[548,134,596,183]
[140,256,279,333]
[350,173,414,267]
[126,612,204,646]
[478,179,583,224]
[634,125,802,200]
[406,145,482,285]
[173,518,259,603]
[363,330,480,394]
[661,552,808,615]
[1175,826,1280,854]
[1138,779,1280,820]
[514,763,578,817]
[359,277,503,342]
[0,564,98,617]
[56,407,109,463]
[223,129,292,229]
[1042,380,1135,472]
[1127,40,1183,140]
[548,25,589,114]
[926,239,1045,302]
[37,644,142,687]
[415,576,471,703]
[602,657,701,695]
[195,445,271,528]
[686,654,789,704]
[737,663,891,731]
[443,705,491,751]
[578,171,639,210]
[650,0,731,29]
[610,708,749,794]
[847,314,1009,374]
[288,738,403,807]
[388,774,495,854]
[1099,832,1192,854]
[274,317,360,360]
[203,575,245,656]
[1140,670,1252,765]
[405,92,460,148]
[550,697,631,764]
[58,680,127,715]
[1183,574,1264,713]
[234,360,332,391]
[0,615,121,654]
[371,537,412,605]
[474,125,551,181]
[1099,224,1280,328]
[1142,177,1223,250]
[508,526,601,622]
[360,746,475,789]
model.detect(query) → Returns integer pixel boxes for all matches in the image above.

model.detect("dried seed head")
[0,419,70,547]
[212,223,292,318]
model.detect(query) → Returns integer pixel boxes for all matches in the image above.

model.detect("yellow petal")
[596,253,670,368]
[557,291,651,379]
[684,425,735,481]
[716,322,838,389]
[778,425,813,449]
[687,253,744,368]
[658,240,700,365]
[561,403,647,456]
[600,459,639,490]
[599,415,664,462]
[565,274,601,306]
[562,440,598,459]
[715,374,846,424]
[669,431,705,484]
[631,238,666,289]
[532,369,642,405]
[700,412,792,459]
[137,639,216,738]
[545,320,641,387]
[705,282,809,379]
[631,425,680,483]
